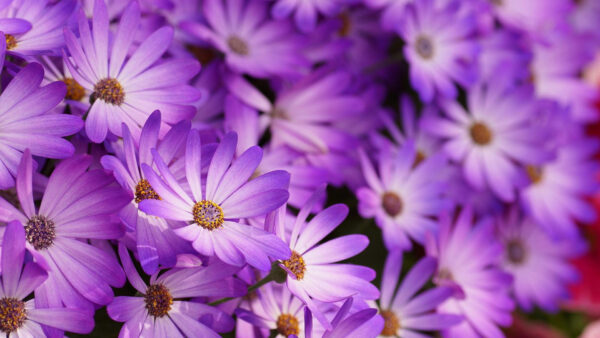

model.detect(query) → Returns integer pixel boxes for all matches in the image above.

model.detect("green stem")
[208,261,287,306]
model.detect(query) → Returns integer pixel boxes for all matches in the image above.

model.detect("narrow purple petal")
[28,308,94,334]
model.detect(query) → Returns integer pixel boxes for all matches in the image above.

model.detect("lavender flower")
[520,138,599,238]
[357,141,447,250]
[101,111,194,274]
[0,62,82,189]
[139,131,291,270]
[226,68,363,155]
[1,0,76,57]
[498,208,584,312]
[107,243,242,337]
[378,251,462,336]
[0,150,129,309]
[236,283,306,337]
[398,0,478,102]
[422,82,549,202]
[182,0,308,78]
[426,208,514,337]
[64,0,201,142]
[0,221,94,336]
[273,189,379,328]
[271,0,341,33]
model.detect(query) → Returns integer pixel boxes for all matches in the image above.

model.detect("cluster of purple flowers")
[0,0,596,337]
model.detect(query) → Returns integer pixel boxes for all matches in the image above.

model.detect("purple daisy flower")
[236,283,307,337]
[378,250,462,337]
[357,141,447,250]
[226,68,363,155]
[498,208,584,312]
[0,62,82,189]
[39,55,90,115]
[274,189,379,328]
[398,0,478,102]
[139,131,291,270]
[364,0,410,31]
[0,150,129,309]
[101,111,194,275]
[181,0,309,79]
[530,30,599,122]
[520,138,599,238]
[303,297,384,338]
[271,0,341,33]
[489,0,572,34]
[224,95,329,210]
[64,0,201,143]
[108,243,242,338]
[0,221,94,337]
[1,0,76,57]
[426,208,514,338]
[422,81,550,202]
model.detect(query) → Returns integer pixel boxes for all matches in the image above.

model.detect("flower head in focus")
[64,0,201,143]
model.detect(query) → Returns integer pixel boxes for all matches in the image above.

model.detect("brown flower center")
[276,313,300,336]
[227,36,249,56]
[193,200,224,230]
[145,284,173,317]
[380,309,400,336]
[25,215,56,250]
[382,192,403,217]
[63,78,85,101]
[283,251,306,280]
[469,122,492,145]
[506,239,527,264]
[415,35,434,59]
[526,165,543,184]
[338,12,351,37]
[0,298,26,333]
[135,179,161,203]
[4,34,16,50]
[93,78,125,105]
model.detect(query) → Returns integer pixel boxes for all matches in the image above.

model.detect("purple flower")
[226,69,363,155]
[64,0,201,143]
[498,208,584,312]
[303,298,384,338]
[398,0,478,102]
[181,0,309,78]
[139,131,291,270]
[357,141,447,250]
[0,62,82,189]
[0,221,94,336]
[0,150,128,309]
[364,0,410,31]
[426,208,514,337]
[520,138,599,238]
[236,283,307,337]
[489,0,572,34]
[422,82,550,202]
[378,251,462,336]
[224,95,329,210]
[101,111,194,275]
[39,55,90,116]
[273,189,379,328]
[530,30,599,122]
[271,0,341,33]
[107,243,242,338]
[1,0,76,57]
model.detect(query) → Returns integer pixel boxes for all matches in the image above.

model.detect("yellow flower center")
[5,34,16,50]
[135,179,161,203]
[63,78,85,101]
[276,313,300,336]
[93,78,125,105]
[0,298,26,333]
[380,309,400,336]
[193,200,224,230]
[283,251,306,280]
[469,121,492,145]
[144,284,173,318]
